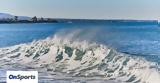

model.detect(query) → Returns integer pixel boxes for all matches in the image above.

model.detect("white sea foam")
[0,35,160,83]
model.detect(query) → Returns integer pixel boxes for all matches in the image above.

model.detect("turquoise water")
[0,23,160,63]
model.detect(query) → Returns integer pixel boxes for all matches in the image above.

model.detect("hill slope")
[0,13,31,20]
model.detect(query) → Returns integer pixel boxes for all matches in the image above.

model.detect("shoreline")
[0,21,58,24]
[0,19,159,25]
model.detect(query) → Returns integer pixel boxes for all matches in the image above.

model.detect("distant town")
[0,16,58,23]
[0,13,159,25]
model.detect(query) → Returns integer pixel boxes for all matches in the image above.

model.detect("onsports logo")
[7,71,38,83]
[9,74,35,80]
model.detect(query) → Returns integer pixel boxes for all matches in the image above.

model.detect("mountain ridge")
[0,13,31,20]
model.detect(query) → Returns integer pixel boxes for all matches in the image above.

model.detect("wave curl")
[0,35,160,83]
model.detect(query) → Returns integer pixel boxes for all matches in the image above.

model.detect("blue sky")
[0,0,159,20]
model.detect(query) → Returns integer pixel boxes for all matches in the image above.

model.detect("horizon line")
[1,12,159,21]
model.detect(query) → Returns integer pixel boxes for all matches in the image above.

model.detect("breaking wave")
[0,35,160,83]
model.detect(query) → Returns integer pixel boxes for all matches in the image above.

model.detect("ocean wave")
[0,35,160,83]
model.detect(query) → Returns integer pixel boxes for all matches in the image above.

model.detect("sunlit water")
[0,23,160,63]
[0,23,160,82]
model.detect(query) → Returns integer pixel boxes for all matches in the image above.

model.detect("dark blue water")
[0,23,62,47]
[0,23,160,63]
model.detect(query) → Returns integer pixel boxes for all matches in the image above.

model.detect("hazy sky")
[0,0,160,20]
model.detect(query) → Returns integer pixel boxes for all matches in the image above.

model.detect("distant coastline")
[0,13,159,25]
[0,16,58,24]
[0,19,58,24]
[0,18,159,26]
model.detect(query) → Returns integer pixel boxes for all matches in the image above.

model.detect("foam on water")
[0,35,159,83]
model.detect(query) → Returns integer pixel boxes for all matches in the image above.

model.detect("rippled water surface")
[0,23,160,62]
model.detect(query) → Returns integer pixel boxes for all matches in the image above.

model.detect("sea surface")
[0,23,160,63]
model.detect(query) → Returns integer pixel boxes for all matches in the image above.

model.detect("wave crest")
[0,35,160,83]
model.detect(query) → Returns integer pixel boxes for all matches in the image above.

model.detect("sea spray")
[0,35,160,83]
